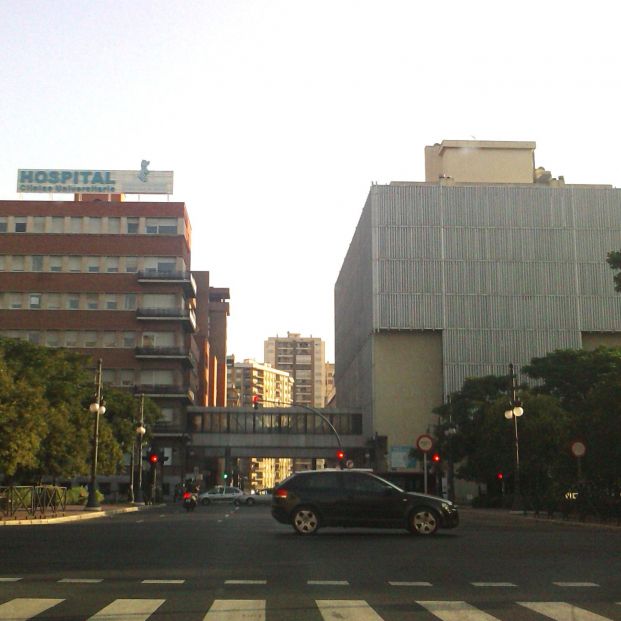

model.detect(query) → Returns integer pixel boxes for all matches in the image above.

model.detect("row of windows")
[0,292,183,311]
[0,255,184,273]
[0,215,181,235]
[1,329,180,349]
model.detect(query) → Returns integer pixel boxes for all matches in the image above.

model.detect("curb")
[0,504,164,526]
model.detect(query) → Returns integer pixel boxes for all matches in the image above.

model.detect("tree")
[606,250,621,292]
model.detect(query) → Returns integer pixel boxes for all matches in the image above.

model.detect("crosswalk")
[0,598,619,621]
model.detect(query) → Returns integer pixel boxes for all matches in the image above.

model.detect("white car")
[233,489,273,506]
[198,486,244,505]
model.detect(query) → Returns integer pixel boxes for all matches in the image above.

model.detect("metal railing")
[0,486,67,519]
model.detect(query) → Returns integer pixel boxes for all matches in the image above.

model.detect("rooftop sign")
[17,161,173,195]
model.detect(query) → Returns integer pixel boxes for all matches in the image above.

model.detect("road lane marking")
[417,600,501,621]
[389,581,432,586]
[58,578,103,583]
[0,578,21,582]
[552,582,599,587]
[141,579,185,584]
[224,580,267,585]
[0,598,64,620]
[471,582,517,587]
[87,598,165,621]
[316,600,383,621]
[203,599,265,620]
[308,580,350,586]
[518,602,612,621]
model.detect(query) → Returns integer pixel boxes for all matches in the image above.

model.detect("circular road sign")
[416,434,434,453]
[571,441,586,458]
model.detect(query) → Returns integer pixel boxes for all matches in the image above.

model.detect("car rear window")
[290,472,341,492]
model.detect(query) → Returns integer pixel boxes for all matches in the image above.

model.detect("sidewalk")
[0,503,162,526]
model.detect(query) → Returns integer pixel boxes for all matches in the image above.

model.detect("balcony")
[134,346,195,367]
[136,307,197,331]
[137,270,197,298]
[134,385,195,403]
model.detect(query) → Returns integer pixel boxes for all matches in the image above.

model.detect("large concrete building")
[227,357,294,408]
[264,332,327,407]
[335,140,621,470]
[0,193,229,495]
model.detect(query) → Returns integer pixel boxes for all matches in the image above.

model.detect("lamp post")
[504,363,524,512]
[134,394,146,505]
[85,359,106,511]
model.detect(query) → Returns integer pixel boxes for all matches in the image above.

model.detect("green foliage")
[0,337,161,483]
[606,250,621,292]
[65,485,103,505]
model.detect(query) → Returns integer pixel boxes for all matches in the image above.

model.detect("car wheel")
[292,506,320,535]
[201,498,211,506]
[409,507,439,535]
[245,497,255,506]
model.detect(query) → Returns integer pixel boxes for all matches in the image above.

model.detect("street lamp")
[134,394,146,505]
[504,363,524,512]
[85,359,106,511]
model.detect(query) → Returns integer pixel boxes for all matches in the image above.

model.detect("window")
[124,294,136,310]
[68,256,81,272]
[102,369,115,385]
[32,217,45,233]
[47,294,61,310]
[0,217,7,232]
[127,217,139,234]
[31,256,44,272]
[50,217,64,233]
[12,256,25,272]
[157,257,176,273]
[145,219,158,234]
[28,332,41,345]
[87,217,102,233]
[65,331,79,347]
[143,293,177,308]
[67,294,79,310]
[105,295,117,310]
[106,257,119,273]
[14,218,26,233]
[160,408,174,424]
[86,293,99,310]
[29,294,42,309]
[46,331,61,347]
[70,217,82,233]
[123,332,136,347]
[146,218,177,234]
[87,258,100,273]
[0,256,4,271]
[84,332,97,347]
[125,256,138,273]
[10,294,22,309]
[49,256,62,272]
[102,332,116,347]
[344,473,390,495]
[120,369,135,387]
[140,369,175,385]
[107,217,120,234]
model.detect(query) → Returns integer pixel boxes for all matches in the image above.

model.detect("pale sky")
[2,1,621,362]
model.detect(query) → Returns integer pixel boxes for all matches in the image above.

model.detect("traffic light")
[148,453,158,465]
[431,453,441,463]
[497,472,503,480]
[336,449,345,461]
[223,472,228,480]
[252,395,260,410]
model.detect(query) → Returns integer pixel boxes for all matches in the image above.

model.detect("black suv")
[271,469,459,536]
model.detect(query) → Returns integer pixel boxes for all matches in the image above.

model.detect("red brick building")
[0,196,229,495]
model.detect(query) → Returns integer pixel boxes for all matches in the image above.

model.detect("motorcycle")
[182,491,197,512]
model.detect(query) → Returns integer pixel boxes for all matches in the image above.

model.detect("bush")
[66,486,103,505]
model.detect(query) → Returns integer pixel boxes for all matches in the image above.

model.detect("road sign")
[416,434,434,453]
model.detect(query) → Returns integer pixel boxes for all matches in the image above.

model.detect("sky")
[2,1,621,362]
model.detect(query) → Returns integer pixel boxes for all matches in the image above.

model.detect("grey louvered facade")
[335,180,621,458]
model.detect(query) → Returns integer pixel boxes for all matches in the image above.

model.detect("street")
[0,504,620,620]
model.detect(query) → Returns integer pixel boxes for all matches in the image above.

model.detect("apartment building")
[264,332,327,408]
[335,140,621,475]
[227,357,294,408]
[0,196,229,494]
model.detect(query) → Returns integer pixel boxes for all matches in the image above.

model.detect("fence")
[0,486,67,519]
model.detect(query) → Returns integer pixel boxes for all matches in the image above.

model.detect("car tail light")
[274,488,289,499]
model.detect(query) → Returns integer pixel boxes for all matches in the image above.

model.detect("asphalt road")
[0,504,620,620]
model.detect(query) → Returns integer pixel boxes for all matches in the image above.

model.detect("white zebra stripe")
[0,598,64,621]
[87,598,165,621]
[202,599,265,621]
[417,600,502,621]
[518,602,613,621]
[316,599,384,621]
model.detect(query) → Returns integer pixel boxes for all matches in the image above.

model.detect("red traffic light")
[431,453,441,463]
[148,453,158,464]
[336,450,345,461]
[497,472,504,480]
[252,395,260,410]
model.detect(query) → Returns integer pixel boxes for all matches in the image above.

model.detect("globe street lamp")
[504,363,524,512]
[85,359,106,511]
[134,394,147,505]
